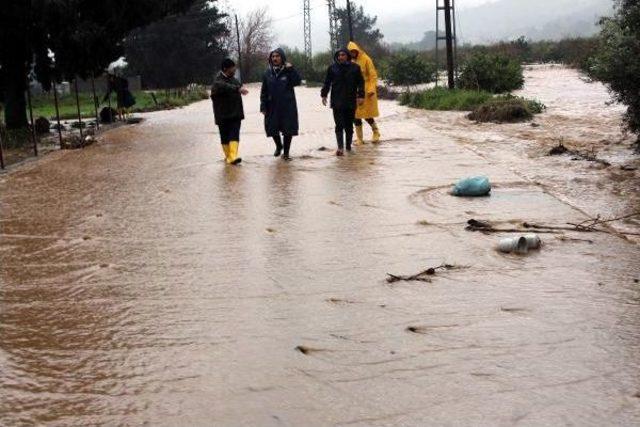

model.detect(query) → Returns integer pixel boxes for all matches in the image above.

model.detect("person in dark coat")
[103,74,136,121]
[211,58,248,165]
[321,48,365,156]
[260,48,302,161]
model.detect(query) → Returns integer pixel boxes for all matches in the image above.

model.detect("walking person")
[260,48,302,161]
[211,58,248,165]
[103,73,136,121]
[321,49,365,156]
[348,41,381,144]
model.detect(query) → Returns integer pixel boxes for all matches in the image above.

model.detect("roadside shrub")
[458,53,524,93]
[523,97,547,114]
[399,87,493,111]
[387,53,436,88]
[35,117,50,134]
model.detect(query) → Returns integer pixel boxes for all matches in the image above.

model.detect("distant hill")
[386,0,613,50]
[457,0,613,43]
[389,31,441,52]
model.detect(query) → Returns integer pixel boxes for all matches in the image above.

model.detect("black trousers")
[354,118,376,126]
[218,119,242,144]
[333,108,356,150]
[273,133,293,156]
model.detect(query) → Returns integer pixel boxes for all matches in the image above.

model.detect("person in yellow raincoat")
[348,41,381,144]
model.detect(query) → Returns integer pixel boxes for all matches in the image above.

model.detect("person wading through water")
[348,41,381,144]
[260,48,302,161]
[321,48,365,156]
[211,58,248,165]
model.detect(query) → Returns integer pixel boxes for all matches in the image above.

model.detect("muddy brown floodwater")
[1,67,640,426]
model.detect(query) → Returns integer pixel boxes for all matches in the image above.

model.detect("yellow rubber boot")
[371,123,381,143]
[227,141,242,165]
[221,144,230,162]
[355,125,365,145]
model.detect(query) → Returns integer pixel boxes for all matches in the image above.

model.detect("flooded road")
[1,69,640,426]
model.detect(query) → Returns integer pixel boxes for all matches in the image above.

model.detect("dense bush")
[386,53,436,87]
[458,53,524,93]
[458,37,599,71]
[393,37,598,73]
[588,0,640,149]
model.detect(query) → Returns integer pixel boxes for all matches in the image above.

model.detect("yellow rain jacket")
[348,41,380,119]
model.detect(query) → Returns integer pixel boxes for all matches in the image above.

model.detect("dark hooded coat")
[320,49,365,111]
[210,71,244,125]
[260,48,302,137]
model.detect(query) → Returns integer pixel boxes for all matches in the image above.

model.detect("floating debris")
[386,264,462,283]
[295,345,324,355]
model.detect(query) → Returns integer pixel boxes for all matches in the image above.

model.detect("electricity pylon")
[327,0,339,51]
[304,0,312,60]
[435,0,458,89]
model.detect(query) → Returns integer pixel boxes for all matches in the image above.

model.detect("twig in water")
[386,264,461,283]
[467,219,561,234]
[568,212,640,231]
[548,142,611,167]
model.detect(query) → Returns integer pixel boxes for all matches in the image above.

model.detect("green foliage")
[588,0,640,147]
[125,0,229,88]
[521,97,547,114]
[400,88,493,111]
[278,47,320,84]
[387,54,436,87]
[304,51,336,84]
[458,53,524,93]
[335,4,386,57]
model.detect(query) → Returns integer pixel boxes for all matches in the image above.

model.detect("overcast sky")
[223,0,499,51]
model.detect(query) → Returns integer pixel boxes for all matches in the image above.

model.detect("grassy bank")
[12,88,209,122]
[399,88,494,111]
[400,87,546,123]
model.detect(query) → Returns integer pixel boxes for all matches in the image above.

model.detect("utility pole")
[235,14,242,82]
[435,0,458,89]
[346,1,354,42]
[327,0,338,51]
[304,0,312,60]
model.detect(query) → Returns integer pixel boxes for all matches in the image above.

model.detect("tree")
[232,8,273,83]
[589,0,640,150]
[125,0,229,88]
[335,3,386,58]
[387,53,436,89]
[0,0,195,129]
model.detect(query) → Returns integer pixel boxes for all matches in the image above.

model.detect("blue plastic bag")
[452,176,491,197]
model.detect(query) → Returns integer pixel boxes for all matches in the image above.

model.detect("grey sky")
[224,0,497,51]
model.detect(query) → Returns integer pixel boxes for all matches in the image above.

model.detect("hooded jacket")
[211,71,244,125]
[260,48,302,137]
[348,41,380,119]
[321,48,365,110]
